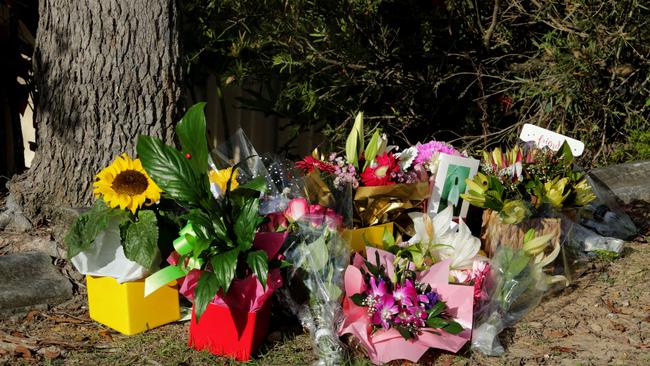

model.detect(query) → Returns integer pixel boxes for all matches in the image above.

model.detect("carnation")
[414,141,462,166]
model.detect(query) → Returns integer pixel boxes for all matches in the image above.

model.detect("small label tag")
[519,124,584,156]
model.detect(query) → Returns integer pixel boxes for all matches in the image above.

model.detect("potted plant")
[65,153,181,335]
[138,103,286,360]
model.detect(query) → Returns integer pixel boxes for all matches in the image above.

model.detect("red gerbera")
[295,156,337,174]
[360,152,400,186]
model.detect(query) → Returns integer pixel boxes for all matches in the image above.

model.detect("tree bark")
[6,0,183,227]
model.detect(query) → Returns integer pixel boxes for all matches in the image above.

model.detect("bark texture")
[7,0,182,225]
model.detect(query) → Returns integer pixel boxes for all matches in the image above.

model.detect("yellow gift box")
[342,223,394,252]
[86,275,180,335]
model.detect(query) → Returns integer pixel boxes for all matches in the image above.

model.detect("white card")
[519,124,584,156]
[428,154,480,219]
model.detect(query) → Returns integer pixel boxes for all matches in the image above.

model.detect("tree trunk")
[5,0,183,227]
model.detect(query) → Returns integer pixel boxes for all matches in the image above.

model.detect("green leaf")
[556,141,574,165]
[350,293,366,306]
[508,252,531,277]
[175,103,209,175]
[382,227,395,247]
[65,200,130,259]
[210,249,239,294]
[443,321,464,334]
[427,301,445,318]
[137,135,204,204]
[246,250,269,289]
[193,271,219,323]
[239,176,268,193]
[234,197,262,250]
[305,235,328,271]
[363,129,381,169]
[523,229,536,244]
[425,317,448,329]
[123,210,160,271]
[346,112,364,168]
[183,209,215,241]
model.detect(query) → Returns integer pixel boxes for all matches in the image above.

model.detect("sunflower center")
[111,170,149,196]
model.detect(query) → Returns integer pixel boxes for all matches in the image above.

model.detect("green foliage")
[139,104,273,322]
[182,0,649,166]
[65,200,130,259]
[122,210,160,270]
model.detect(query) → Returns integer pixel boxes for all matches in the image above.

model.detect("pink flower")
[471,260,490,307]
[393,280,417,307]
[284,198,309,223]
[360,152,400,186]
[369,277,388,300]
[414,141,462,165]
[372,294,399,329]
[324,208,343,229]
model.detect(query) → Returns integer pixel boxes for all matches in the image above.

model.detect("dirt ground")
[0,202,648,366]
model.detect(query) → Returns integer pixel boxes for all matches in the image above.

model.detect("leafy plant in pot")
[137,103,286,360]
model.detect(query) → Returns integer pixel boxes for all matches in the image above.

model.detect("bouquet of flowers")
[472,229,568,355]
[276,197,349,366]
[339,246,473,364]
[461,142,596,225]
[137,104,291,362]
[295,112,464,248]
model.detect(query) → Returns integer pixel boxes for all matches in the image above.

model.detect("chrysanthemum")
[93,153,162,214]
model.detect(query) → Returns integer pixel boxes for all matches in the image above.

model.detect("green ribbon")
[143,221,208,297]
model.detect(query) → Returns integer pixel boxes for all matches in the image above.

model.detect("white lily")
[407,206,481,270]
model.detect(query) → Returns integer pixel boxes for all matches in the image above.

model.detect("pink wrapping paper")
[174,232,288,312]
[339,247,474,365]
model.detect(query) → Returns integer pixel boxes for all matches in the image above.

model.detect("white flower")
[408,206,481,270]
[395,146,418,171]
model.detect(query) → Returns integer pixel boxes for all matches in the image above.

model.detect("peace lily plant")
[137,103,279,320]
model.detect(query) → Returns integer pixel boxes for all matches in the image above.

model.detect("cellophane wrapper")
[282,217,351,365]
[471,245,548,356]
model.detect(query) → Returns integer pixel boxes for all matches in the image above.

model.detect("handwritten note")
[519,124,584,156]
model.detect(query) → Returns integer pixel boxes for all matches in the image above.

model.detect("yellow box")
[342,223,394,252]
[86,275,180,335]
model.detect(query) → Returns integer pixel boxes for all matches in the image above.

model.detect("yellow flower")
[209,167,239,194]
[499,199,530,224]
[543,177,570,208]
[93,153,162,214]
[574,178,596,206]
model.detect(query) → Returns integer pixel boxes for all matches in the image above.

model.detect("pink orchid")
[339,247,474,365]
[393,279,417,307]
[284,198,309,223]
[372,294,399,329]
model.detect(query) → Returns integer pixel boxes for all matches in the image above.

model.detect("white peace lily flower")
[408,206,481,270]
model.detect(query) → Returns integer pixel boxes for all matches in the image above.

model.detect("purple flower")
[418,290,440,310]
[372,294,399,329]
[393,280,417,307]
[414,141,462,165]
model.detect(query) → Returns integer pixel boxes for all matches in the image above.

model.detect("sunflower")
[93,153,162,214]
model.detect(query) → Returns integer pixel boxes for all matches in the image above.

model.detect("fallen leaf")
[10,331,24,338]
[604,299,621,314]
[551,346,574,353]
[545,330,569,338]
[25,310,40,322]
[98,329,113,341]
[14,345,31,359]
